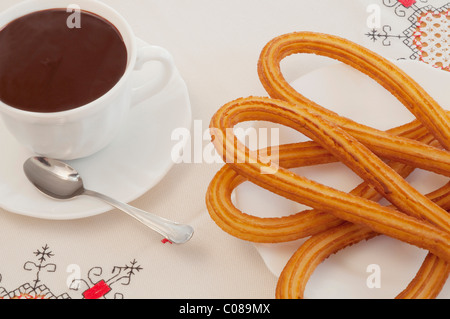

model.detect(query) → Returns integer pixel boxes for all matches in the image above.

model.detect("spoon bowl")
[23,156,194,244]
[24,157,84,199]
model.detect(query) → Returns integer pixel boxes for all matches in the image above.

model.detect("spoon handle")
[82,189,194,244]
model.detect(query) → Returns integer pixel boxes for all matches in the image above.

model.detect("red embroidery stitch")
[161,238,173,244]
[412,10,450,72]
[83,280,111,299]
[398,0,416,8]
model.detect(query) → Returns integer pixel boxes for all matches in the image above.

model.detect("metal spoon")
[23,156,194,244]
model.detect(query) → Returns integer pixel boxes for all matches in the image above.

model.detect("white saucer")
[235,60,450,298]
[0,38,191,220]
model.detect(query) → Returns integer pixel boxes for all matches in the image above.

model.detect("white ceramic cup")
[0,0,175,160]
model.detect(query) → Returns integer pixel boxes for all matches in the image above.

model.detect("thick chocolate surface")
[0,9,127,112]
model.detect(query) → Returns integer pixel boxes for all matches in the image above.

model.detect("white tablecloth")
[0,0,448,299]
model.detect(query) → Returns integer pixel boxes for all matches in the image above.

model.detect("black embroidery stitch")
[0,244,142,299]
[366,1,450,61]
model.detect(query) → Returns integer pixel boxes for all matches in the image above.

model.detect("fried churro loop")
[206,32,450,298]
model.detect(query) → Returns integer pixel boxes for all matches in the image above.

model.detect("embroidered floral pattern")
[413,10,450,70]
[0,245,142,299]
[367,1,450,69]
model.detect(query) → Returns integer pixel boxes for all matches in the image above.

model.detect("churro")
[206,32,450,298]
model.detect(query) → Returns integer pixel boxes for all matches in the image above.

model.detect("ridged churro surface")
[206,32,450,299]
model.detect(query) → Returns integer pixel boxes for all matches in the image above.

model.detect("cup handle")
[131,45,175,106]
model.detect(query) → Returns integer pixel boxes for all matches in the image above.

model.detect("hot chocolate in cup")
[0,0,175,160]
